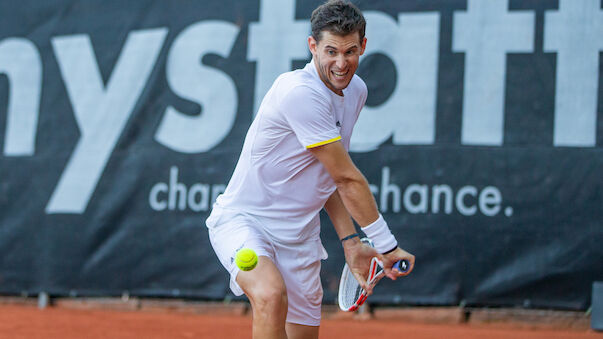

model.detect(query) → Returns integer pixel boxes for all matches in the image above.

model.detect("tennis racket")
[338,238,410,312]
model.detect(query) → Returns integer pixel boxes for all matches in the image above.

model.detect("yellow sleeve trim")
[306,136,342,149]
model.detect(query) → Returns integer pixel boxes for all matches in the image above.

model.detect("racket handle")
[393,259,410,273]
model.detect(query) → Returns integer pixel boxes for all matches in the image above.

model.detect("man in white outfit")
[206,1,415,338]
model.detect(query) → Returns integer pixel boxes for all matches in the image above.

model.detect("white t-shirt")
[212,61,368,243]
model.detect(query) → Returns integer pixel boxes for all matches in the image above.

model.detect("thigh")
[208,210,275,296]
[236,255,287,303]
[275,240,325,326]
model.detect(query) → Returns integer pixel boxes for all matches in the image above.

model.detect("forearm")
[308,141,397,252]
[324,190,357,240]
[335,171,398,254]
[324,169,413,280]
[333,172,379,227]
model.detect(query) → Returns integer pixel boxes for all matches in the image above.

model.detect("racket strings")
[339,264,363,309]
[338,238,383,311]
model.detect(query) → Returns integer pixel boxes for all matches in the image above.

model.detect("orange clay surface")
[0,304,599,339]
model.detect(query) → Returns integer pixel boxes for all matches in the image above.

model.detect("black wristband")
[381,245,398,255]
[340,233,360,242]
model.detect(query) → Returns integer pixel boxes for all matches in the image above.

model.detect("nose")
[335,54,346,70]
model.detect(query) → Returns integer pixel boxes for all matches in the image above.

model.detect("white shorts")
[206,206,328,326]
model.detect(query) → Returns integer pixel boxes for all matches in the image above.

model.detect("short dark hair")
[311,0,366,43]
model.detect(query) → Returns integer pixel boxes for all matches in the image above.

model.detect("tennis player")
[206,1,415,338]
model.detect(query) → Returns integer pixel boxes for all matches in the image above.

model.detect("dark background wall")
[0,0,601,310]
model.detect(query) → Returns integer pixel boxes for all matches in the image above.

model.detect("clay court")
[1,303,599,339]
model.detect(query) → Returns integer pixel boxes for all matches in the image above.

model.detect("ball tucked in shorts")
[206,206,327,326]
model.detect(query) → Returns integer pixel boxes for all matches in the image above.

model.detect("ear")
[308,36,318,56]
[359,37,367,56]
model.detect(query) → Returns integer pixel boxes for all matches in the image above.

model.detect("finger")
[383,267,397,281]
[404,259,415,275]
[361,281,373,295]
[396,269,409,277]
[353,272,373,295]
[391,266,407,277]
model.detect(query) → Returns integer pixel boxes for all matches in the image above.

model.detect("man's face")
[308,31,367,96]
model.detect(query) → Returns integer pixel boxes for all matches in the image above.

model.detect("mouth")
[331,69,348,80]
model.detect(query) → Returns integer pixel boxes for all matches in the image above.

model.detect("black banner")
[0,0,601,310]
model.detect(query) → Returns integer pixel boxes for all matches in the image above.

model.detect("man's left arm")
[324,190,379,294]
[310,141,415,280]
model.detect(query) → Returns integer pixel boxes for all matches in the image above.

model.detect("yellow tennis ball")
[235,248,258,271]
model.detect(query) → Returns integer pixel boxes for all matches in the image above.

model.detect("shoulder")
[278,72,332,108]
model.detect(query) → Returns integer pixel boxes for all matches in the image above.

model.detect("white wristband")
[361,214,398,254]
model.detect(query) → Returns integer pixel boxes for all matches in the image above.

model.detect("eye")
[328,50,336,56]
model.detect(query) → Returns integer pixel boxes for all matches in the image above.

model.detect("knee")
[251,285,288,315]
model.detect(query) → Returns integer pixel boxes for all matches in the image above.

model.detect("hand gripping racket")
[338,238,409,312]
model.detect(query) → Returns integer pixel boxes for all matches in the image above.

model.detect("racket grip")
[393,259,410,273]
